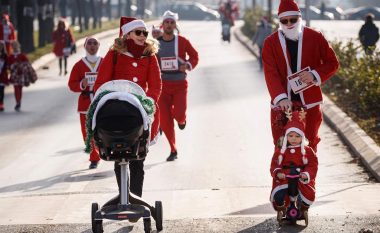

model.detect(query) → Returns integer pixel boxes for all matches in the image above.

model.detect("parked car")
[299,6,334,20]
[169,1,220,21]
[324,6,346,20]
[345,7,380,20]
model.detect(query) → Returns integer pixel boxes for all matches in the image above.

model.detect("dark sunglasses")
[133,30,149,37]
[86,41,98,45]
[280,17,299,25]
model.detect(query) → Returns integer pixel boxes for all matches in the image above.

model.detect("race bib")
[85,72,98,86]
[161,57,178,71]
[287,67,314,94]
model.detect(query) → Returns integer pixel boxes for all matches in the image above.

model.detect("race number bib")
[287,67,314,94]
[160,57,178,71]
[85,72,98,86]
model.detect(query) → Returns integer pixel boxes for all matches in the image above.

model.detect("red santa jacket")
[0,22,16,54]
[270,146,318,204]
[94,50,162,103]
[176,35,199,72]
[262,26,339,109]
[52,28,75,57]
[68,57,103,113]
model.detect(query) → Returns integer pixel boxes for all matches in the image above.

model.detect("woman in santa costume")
[270,109,318,223]
[0,14,16,55]
[262,0,339,152]
[68,37,102,169]
[93,17,161,199]
[156,11,199,161]
[52,18,75,75]
[0,41,9,111]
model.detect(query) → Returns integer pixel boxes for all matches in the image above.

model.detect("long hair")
[111,37,159,56]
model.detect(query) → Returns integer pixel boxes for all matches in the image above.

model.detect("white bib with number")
[85,72,98,86]
[161,56,178,71]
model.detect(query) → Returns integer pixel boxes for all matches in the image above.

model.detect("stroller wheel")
[91,203,103,233]
[143,217,152,233]
[155,201,163,231]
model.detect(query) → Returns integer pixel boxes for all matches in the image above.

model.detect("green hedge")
[323,41,380,145]
[241,7,266,38]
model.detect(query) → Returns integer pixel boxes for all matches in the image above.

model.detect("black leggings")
[114,159,145,197]
[0,85,4,104]
[59,56,68,72]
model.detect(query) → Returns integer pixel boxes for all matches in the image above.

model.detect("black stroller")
[89,88,163,233]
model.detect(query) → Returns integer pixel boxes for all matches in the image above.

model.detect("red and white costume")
[157,34,199,154]
[94,50,162,140]
[262,0,339,150]
[52,28,74,57]
[0,14,16,55]
[68,54,102,162]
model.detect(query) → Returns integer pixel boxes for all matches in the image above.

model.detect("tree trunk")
[83,0,89,30]
[267,0,272,23]
[106,0,111,20]
[76,0,83,33]
[90,0,96,29]
[118,0,121,17]
[137,0,145,18]
[59,0,67,17]
[70,0,77,25]
[38,0,55,47]
[126,0,131,16]
[252,0,256,9]
[16,0,35,53]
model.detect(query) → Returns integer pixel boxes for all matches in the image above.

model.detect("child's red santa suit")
[270,110,318,208]
[0,14,16,55]
[68,37,102,164]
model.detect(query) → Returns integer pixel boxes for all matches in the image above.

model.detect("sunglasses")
[133,30,149,37]
[280,17,299,25]
[86,41,98,45]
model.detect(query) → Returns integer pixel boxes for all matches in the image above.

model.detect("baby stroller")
[87,80,163,233]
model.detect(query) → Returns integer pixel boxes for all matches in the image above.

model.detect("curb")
[234,26,380,181]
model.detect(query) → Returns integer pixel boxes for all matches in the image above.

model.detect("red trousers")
[271,105,322,152]
[14,85,22,104]
[158,80,188,152]
[80,114,100,162]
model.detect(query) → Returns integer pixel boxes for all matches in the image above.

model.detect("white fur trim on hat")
[121,19,147,36]
[279,11,302,19]
[162,10,179,21]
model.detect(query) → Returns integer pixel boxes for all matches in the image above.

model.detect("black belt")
[81,91,94,96]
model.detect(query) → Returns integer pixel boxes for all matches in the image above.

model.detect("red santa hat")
[278,0,301,19]
[84,36,99,47]
[119,17,147,37]
[279,109,308,164]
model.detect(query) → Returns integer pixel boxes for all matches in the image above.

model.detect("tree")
[16,0,35,53]
[37,0,54,47]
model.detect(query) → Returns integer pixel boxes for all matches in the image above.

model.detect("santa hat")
[119,17,147,37]
[162,10,179,22]
[84,36,99,47]
[278,109,308,165]
[278,0,301,18]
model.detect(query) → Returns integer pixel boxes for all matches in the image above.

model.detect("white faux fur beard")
[280,19,303,41]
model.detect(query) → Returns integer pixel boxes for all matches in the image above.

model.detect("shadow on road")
[237,218,307,233]
[0,169,113,194]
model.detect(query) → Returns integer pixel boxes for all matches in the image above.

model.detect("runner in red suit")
[0,14,16,55]
[68,37,102,169]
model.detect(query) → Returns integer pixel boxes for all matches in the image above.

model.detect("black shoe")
[178,121,186,130]
[166,151,178,161]
[89,161,98,169]
[14,103,21,112]
[64,70,68,75]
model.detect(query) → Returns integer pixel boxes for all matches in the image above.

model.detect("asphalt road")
[0,21,379,233]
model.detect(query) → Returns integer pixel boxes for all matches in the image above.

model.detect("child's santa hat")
[119,17,147,37]
[278,0,301,18]
[278,108,308,165]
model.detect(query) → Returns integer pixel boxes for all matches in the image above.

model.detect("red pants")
[14,85,22,104]
[271,105,322,152]
[158,80,188,152]
[80,114,100,162]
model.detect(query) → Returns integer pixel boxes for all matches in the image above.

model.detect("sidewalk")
[234,27,380,182]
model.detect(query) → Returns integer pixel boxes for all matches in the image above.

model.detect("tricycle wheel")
[143,217,152,233]
[155,201,163,231]
[91,203,103,233]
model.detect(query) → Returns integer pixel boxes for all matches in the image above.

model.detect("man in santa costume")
[68,36,102,169]
[262,0,339,152]
[157,10,199,161]
[0,14,16,55]
[270,109,318,222]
